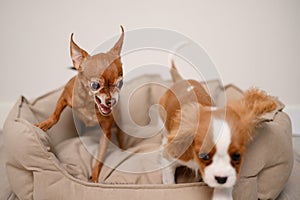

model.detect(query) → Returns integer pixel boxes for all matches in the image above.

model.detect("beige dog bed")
[3,75,293,200]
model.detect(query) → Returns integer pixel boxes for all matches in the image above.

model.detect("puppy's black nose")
[215,176,228,184]
[106,98,116,107]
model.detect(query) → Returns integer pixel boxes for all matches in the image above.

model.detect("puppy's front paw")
[162,167,176,184]
[162,175,175,184]
[212,188,233,200]
[212,195,233,200]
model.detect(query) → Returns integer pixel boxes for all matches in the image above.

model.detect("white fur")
[213,188,233,200]
[187,86,194,92]
[161,136,178,184]
[210,106,218,111]
[203,119,236,188]
[161,156,178,184]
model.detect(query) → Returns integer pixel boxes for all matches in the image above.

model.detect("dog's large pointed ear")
[108,26,125,55]
[70,33,90,71]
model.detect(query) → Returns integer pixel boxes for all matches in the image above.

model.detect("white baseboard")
[0,102,299,135]
[285,105,300,136]
[0,102,15,130]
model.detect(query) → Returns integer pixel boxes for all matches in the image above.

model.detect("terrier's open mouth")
[95,96,112,115]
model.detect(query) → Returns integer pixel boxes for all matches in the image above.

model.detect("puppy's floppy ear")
[70,33,89,71]
[242,88,278,124]
[108,25,125,55]
[227,88,278,143]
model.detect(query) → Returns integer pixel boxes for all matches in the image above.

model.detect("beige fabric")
[3,75,293,200]
[0,132,12,199]
[277,136,300,200]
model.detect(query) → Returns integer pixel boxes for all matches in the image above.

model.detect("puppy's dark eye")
[116,79,123,89]
[199,153,210,161]
[90,81,100,91]
[231,153,241,161]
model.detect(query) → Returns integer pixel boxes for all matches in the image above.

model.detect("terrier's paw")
[35,122,51,131]
[89,175,98,183]
[35,117,57,131]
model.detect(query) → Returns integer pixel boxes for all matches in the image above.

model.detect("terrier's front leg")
[90,130,112,182]
[35,95,68,131]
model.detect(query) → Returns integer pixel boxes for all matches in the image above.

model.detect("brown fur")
[35,26,125,182]
[159,59,213,133]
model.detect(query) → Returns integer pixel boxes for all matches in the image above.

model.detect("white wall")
[0,0,299,132]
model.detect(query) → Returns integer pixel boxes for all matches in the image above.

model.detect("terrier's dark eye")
[199,153,210,161]
[90,81,100,91]
[231,153,241,161]
[116,79,123,89]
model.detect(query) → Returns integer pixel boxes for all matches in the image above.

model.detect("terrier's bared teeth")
[98,103,112,115]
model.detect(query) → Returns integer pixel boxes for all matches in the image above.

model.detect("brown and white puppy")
[35,26,125,182]
[159,59,213,182]
[159,62,278,199]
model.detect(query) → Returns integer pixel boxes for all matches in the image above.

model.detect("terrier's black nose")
[106,98,116,107]
[215,176,228,184]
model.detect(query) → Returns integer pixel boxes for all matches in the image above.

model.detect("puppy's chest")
[73,84,99,126]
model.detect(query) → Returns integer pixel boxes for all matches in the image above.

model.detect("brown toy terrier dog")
[35,26,125,182]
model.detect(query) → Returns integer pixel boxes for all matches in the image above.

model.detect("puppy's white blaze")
[203,119,236,188]
[212,119,231,155]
